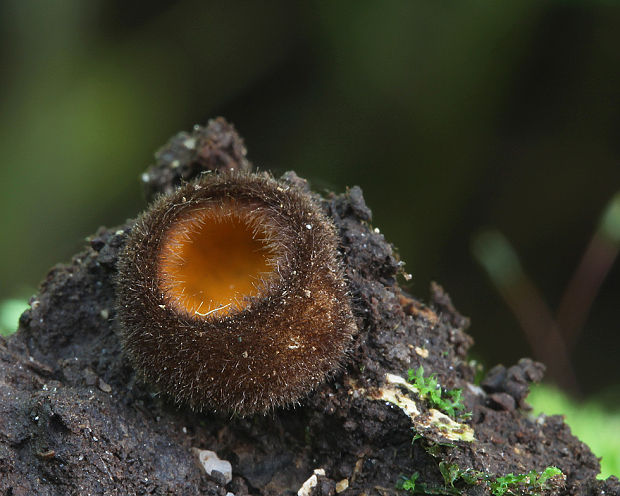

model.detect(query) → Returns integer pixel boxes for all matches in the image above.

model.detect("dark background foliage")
[1,1,619,398]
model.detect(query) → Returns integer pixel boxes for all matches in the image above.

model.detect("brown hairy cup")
[116,171,356,415]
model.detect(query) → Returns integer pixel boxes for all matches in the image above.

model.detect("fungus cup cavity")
[158,202,276,318]
[116,171,356,415]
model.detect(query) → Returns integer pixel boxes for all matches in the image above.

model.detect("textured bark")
[1,118,617,496]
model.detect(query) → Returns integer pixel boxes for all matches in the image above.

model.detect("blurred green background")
[1,0,619,463]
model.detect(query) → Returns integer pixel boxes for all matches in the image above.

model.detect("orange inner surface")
[158,207,273,317]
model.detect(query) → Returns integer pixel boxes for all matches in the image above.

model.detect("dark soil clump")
[1,118,617,495]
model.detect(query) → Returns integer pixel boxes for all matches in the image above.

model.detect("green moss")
[399,463,564,495]
[398,472,419,492]
[397,471,461,495]
[381,373,475,442]
[485,467,563,496]
[407,366,468,419]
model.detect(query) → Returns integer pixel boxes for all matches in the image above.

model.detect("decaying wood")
[1,118,617,495]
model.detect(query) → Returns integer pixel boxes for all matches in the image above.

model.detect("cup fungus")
[116,171,356,415]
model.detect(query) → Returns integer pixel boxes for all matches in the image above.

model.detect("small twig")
[500,276,578,393]
[195,303,232,317]
[474,192,620,394]
[556,193,620,350]
[472,230,578,393]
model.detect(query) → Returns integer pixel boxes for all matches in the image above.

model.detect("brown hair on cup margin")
[116,171,357,416]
